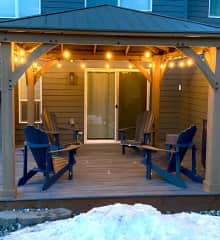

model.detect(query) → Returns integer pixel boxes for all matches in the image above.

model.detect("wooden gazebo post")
[0,43,57,198]
[0,42,16,197]
[179,46,220,192]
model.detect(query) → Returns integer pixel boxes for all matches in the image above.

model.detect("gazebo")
[0,5,220,198]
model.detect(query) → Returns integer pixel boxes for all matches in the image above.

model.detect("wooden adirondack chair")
[119,111,155,154]
[17,126,80,190]
[42,107,81,149]
[140,125,203,188]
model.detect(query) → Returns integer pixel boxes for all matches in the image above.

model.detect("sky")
[2,203,220,240]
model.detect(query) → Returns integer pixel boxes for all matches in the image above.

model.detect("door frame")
[84,68,150,144]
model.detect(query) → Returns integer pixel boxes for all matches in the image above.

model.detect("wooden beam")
[34,60,58,83]
[0,42,16,198]
[125,46,130,56]
[26,67,35,124]
[93,45,97,55]
[128,60,152,82]
[178,46,218,89]
[203,47,220,192]
[11,43,57,86]
[2,32,220,47]
[151,56,168,143]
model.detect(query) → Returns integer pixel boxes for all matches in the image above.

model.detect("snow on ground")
[2,203,220,240]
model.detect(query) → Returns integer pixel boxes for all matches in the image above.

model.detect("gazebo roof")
[0,5,220,35]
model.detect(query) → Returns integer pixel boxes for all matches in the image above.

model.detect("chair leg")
[17,169,38,186]
[122,145,125,155]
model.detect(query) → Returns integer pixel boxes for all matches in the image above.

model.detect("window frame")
[209,0,220,18]
[18,76,42,124]
[0,0,41,18]
[117,0,152,12]
[84,0,152,11]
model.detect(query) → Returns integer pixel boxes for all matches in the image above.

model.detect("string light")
[187,58,193,66]
[80,63,86,69]
[145,51,151,58]
[148,63,152,68]
[179,61,185,68]
[128,64,133,69]
[168,61,175,68]
[33,62,38,68]
[63,50,70,59]
[57,62,62,68]
[106,52,112,60]
[14,56,18,63]
[160,64,165,69]
[20,57,26,64]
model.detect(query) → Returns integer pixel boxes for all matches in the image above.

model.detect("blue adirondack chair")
[119,111,155,154]
[17,126,80,190]
[141,125,203,188]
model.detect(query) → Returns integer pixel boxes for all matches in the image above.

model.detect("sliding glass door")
[86,72,115,140]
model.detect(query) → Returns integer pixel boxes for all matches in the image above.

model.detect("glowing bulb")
[20,57,26,64]
[57,62,62,68]
[168,61,175,68]
[80,63,86,69]
[179,61,185,68]
[14,57,18,63]
[106,52,112,60]
[33,62,38,68]
[63,50,70,59]
[145,51,151,58]
[187,58,193,66]
[160,64,165,69]
[70,59,74,63]
[105,63,110,69]
[148,63,152,68]
[19,49,25,56]
[178,83,182,91]
[128,64,133,69]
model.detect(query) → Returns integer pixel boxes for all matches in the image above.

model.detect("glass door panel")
[119,72,147,139]
[87,72,115,140]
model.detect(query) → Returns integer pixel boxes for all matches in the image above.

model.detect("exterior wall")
[159,65,208,151]
[188,0,220,26]
[153,0,187,18]
[41,0,85,14]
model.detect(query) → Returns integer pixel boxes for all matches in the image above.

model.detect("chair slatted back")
[167,125,197,172]
[42,107,58,144]
[135,111,154,143]
[24,126,53,172]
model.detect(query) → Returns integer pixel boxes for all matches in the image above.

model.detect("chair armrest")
[140,144,176,153]
[118,126,136,131]
[50,144,80,153]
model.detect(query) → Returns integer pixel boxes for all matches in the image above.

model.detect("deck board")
[0,144,210,200]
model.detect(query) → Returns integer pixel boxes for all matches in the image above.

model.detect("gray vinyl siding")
[153,0,187,18]
[86,0,117,7]
[159,65,208,152]
[188,0,220,26]
[42,63,84,144]
[41,0,85,14]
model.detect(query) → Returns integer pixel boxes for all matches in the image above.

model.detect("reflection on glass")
[87,72,115,139]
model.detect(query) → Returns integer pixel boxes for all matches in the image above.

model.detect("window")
[0,0,41,18]
[18,74,42,123]
[209,0,220,17]
[118,0,152,11]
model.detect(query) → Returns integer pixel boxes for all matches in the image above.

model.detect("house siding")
[188,0,220,26]
[86,0,117,7]
[41,0,85,14]
[153,0,187,18]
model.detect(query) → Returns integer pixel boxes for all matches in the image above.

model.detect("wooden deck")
[1,144,220,212]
